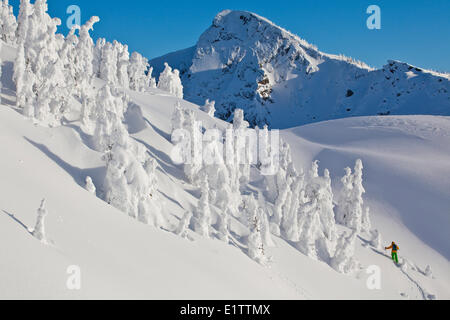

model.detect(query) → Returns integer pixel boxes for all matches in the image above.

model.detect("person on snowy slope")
[385,242,400,264]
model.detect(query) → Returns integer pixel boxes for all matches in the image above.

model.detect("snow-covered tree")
[15,0,31,45]
[182,109,203,184]
[137,157,162,226]
[247,196,267,264]
[157,62,183,98]
[362,207,371,233]
[215,164,239,216]
[128,51,149,92]
[336,159,371,233]
[92,84,162,226]
[294,163,338,261]
[269,140,298,236]
[216,208,231,243]
[231,109,253,186]
[266,138,296,203]
[100,42,118,84]
[85,176,96,195]
[103,130,162,226]
[93,38,105,77]
[146,66,157,89]
[76,16,99,84]
[171,69,184,98]
[116,42,130,88]
[176,211,192,238]
[32,199,48,242]
[13,0,68,125]
[0,0,17,44]
[58,26,78,97]
[336,167,352,223]
[270,175,291,236]
[192,175,211,237]
[297,197,321,258]
[331,231,359,274]
[321,169,338,241]
[171,101,184,134]
[91,84,129,152]
[202,99,216,117]
[75,17,100,125]
[370,229,382,249]
[281,176,302,241]
[258,191,275,248]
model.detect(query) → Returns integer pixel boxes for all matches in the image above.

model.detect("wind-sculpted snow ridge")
[151,10,450,129]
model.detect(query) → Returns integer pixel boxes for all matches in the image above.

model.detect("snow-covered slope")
[1,41,449,299]
[151,10,450,129]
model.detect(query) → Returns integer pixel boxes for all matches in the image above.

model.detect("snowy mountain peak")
[151,10,450,129]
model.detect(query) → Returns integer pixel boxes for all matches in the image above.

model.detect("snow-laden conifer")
[32,199,48,242]
[158,62,183,98]
[193,175,211,237]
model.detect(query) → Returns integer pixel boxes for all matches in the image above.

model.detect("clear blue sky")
[9,0,450,72]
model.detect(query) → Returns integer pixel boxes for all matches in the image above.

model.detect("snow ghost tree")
[59,26,78,99]
[216,208,231,243]
[270,175,291,236]
[85,176,96,195]
[103,127,162,226]
[181,109,203,184]
[0,0,17,44]
[76,16,100,126]
[146,67,157,89]
[176,211,192,239]
[91,85,130,152]
[277,162,338,261]
[13,0,68,125]
[258,191,275,248]
[370,229,382,249]
[336,159,371,233]
[116,43,130,89]
[15,0,31,44]
[247,195,267,264]
[171,101,185,134]
[266,139,295,203]
[362,207,371,233]
[92,85,162,227]
[269,140,297,236]
[32,199,48,242]
[331,231,359,274]
[100,42,118,84]
[93,38,105,77]
[128,51,149,92]
[202,99,216,117]
[231,109,253,186]
[193,175,211,237]
[157,63,183,98]
[280,176,301,241]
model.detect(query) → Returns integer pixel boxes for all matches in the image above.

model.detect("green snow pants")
[392,252,398,264]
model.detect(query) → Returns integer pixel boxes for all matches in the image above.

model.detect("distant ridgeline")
[150,10,450,129]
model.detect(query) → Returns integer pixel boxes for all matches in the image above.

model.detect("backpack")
[393,243,398,251]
